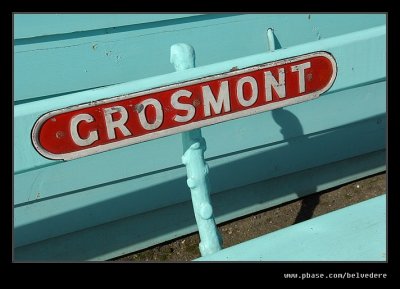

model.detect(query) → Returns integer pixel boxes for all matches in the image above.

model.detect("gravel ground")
[113,172,386,262]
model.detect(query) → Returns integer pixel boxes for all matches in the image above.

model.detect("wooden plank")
[14,14,203,39]
[14,116,385,247]
[14,150,386,261]
[197,194,386,261]
[14,27,387,173]
[14,14,385,102]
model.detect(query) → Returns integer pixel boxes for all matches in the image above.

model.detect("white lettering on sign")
[265,68,286,101]
[69,62,315,147]
[291,62,311,93]
[202,81,231,117]
[32,51,337,161]
[103,106,132,140]
[70,114,99,146]
[69,63,316,146]
[138,99,163,130]
[171,90,195,123]
[237,76,258,107]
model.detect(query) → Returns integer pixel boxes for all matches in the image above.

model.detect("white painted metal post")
[170,43,222,256]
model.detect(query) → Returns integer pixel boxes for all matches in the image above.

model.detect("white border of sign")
[32,51,337,161]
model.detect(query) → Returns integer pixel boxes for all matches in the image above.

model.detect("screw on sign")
[32,52,337,160]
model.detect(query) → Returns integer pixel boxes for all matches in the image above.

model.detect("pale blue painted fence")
[13,14,386,261]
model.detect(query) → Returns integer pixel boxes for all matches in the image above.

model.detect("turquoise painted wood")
[13,14,202,39]
[15,150,385,261]
[14,24,386,173]
[196,194,386,261]
[14,14,384,103]
[13,14,386,260]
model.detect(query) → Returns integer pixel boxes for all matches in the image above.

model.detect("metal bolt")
[56,131,65,139]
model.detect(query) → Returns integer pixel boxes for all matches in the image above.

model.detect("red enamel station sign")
[32,51,337,160]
